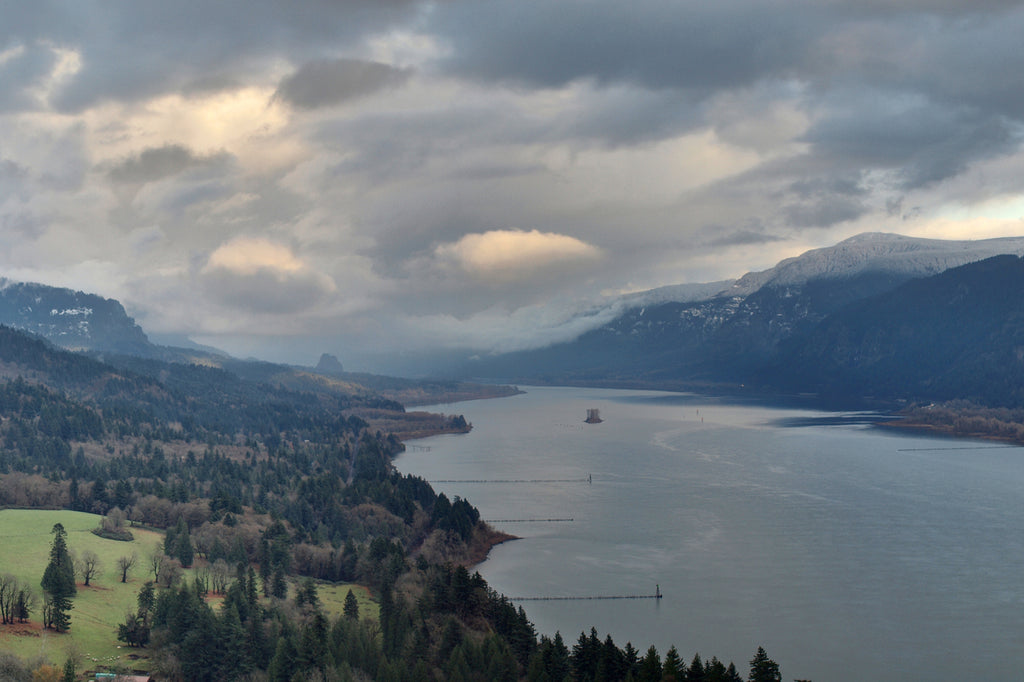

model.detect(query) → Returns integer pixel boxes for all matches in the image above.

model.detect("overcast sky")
[2,1,1024,370]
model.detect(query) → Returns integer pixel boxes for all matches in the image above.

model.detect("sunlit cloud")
[204,237,306,276]
[434,229,603,280]
[2,1,1024,366]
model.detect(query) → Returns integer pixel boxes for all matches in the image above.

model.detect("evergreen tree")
[343,588,359,620]
[137,581,156,622]
[705,656,729,682]
[268,634,299,682]
[571,627,601,681]
[623,642,640,678]
[662,645,684,682]
[637,645,662,682]
[41,523,75,631]
[295,577,319,609]
[174,532,194,568]
[117,611,150,647]
[271,566,287,599]
[215,604,249,679]
[688,652,706,682]
[747,647,781,682]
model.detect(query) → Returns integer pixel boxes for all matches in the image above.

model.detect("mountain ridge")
[461,233,1024,408]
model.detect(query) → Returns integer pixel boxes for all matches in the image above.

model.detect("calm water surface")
[395,386,1024,681]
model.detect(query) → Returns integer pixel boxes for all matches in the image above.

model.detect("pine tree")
[41,523,76,631]
[174,531,194,568]
[705,656,729,681]
[747,646,781,682]
[137,581,156,623]
[688,652,706,682]
[662,645,684,682]
[637,645,662,682]
[343,588,359,620]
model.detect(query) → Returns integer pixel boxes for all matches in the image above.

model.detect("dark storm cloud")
[788,175,866,199]
[275,58,413,109]
[0,42,60,113]
[706,229,785,247]
[107,145,231,184]
[780,174,869,228]
[7,0,1024,363]
[432,0,815,92]
[200,267,334,315]
[783,196,866,228]
[823,6,1024,120]
[1,0,422,112]
[429,1,1024,188]
[803,97,1020,189]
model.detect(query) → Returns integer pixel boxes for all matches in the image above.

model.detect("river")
[395,386,1024,681]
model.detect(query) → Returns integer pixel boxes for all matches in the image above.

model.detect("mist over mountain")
[7,232,1024,409]
[0,279,156,357]
[459,233,1024,407]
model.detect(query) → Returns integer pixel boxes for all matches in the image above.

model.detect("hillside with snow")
[461,232,1024,404]
[723,232,1024,296]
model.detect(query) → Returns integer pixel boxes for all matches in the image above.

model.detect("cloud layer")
[2,1,1024,369]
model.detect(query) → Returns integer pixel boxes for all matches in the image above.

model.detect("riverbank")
[468,526,518,567]
[885,402,1024,445]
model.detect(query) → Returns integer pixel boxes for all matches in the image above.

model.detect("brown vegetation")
[353,409,472,440]
[892,401,1024,444]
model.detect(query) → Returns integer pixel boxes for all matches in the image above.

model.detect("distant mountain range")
[0,278,516,410]
[461,232,1024,407]
[6,232,1024,408]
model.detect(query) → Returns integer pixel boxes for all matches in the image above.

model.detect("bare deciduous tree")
[0,576,38,624]
[103,507,127,532]
[116,553,137,583]
[210,559,232,594]
[149,550,164,582]
[76,550,102,587]
[157,556,183,589]
[0,574,16,624]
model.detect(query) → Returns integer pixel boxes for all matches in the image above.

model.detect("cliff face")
[0,280,156,356]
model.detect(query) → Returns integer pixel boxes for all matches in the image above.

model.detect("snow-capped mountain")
[463,232,1024,396]
[724,232,1024,296]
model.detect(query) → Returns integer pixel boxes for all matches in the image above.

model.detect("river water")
[395,386,1024,681]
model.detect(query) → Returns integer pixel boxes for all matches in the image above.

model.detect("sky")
[2,1,1024,371]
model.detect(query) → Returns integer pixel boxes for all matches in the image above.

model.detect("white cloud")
[2,1,1024,368]
[434,229,602,280]
[199,237,337,314]
[204,236,305,276]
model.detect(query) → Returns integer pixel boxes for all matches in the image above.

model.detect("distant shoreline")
[420,379,1024,449]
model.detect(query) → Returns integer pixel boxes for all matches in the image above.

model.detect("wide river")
[395,386,1024,681]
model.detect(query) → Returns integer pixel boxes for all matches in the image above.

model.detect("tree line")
[0,325,797,680]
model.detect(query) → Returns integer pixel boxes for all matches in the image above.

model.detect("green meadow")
[0,508,164,670]
[0,509,378,673]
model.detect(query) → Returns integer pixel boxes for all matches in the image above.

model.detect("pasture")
[0,508,379,674]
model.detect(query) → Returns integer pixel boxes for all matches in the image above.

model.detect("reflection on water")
[397,386,1024,682]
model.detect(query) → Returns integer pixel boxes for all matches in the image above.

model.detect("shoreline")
[467,527,518,568]
[880,417,1024,446]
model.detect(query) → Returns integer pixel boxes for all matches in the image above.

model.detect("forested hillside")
[0,325,778,680]
[466,253,1024,415]
[765,255,1024,405]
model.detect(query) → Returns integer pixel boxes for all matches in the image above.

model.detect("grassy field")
[0,509,379,675]
[0,509,164,672]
